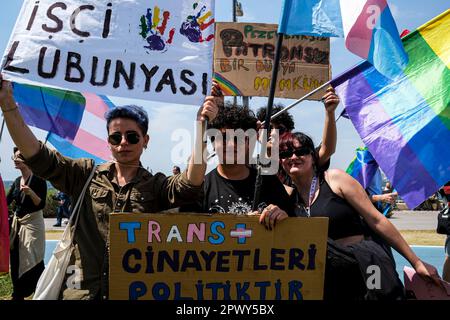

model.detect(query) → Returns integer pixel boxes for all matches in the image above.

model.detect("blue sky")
[0,0,448,180]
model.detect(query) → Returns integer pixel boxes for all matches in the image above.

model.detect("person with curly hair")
[190,101,294,217]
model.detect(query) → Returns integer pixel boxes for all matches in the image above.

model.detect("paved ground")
[44,210,440,232]
[44,217,68,231]
[388,210,439,230]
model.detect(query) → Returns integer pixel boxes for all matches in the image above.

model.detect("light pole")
[232,0,237,106]
[232,1,249,108]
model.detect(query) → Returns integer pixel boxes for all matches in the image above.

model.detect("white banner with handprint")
[1,0,215,106]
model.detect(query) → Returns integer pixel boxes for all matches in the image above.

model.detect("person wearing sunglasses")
[0,76,220,300]
[258,131,441,300]
[7,147,47,300]
[179,102,294,218]
[256,88,339,188]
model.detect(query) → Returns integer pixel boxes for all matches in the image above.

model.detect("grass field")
[0,273,12,300]
[399,230,446,246]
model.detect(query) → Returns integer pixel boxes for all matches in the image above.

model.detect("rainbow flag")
[332,10,450,209]
[0,174,9,274]
[13,83,115,163]
[346,147,379,190]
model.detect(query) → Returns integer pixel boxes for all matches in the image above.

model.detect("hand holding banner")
[1,0,215,106]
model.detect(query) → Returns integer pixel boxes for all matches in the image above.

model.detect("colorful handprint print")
[180,3,215,43]
[139,7,175,52]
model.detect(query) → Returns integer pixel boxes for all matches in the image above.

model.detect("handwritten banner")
[1,0,215,106]
[109,213,328,300]
[214,22,331,101]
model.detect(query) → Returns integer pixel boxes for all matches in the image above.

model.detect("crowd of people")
[0,74,447,300]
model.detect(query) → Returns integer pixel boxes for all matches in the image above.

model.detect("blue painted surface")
[44,240,58,265]
[393,246,445,283]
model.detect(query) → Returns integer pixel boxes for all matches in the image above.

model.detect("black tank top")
[292,179,365,240]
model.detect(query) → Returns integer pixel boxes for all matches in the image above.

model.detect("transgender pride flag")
[12,83,115,163]
[278,0,407,78]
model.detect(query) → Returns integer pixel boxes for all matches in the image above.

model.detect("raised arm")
[186,80,221,186]
[0,77,40,158]
[327,169,441,285]
[317,87,339,167]
[0,76,92,197]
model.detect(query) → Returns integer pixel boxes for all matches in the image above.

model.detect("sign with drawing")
[214,22,331,100]
[109,213,328,300]
[1,0,215,105]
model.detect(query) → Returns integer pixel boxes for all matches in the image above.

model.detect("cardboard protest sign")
[1,0,215,106]
[214,22,331,100]
[109,213,328,300]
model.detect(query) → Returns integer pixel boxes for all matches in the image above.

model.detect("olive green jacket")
[25,143,203,299]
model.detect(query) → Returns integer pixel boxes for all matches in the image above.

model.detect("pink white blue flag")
[278,0,408,78]
[12,83,115,163]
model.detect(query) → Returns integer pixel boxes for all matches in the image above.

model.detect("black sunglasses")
[279,146,312,159]
[108,131,140,146]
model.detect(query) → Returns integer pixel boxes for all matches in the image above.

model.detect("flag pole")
[251,32,284,211]
[259,78,333,125]
[206,59,362,161]
[0,118,5,144]
[257,57,366,126]
[205,78,335,161]
[0,117,5,164]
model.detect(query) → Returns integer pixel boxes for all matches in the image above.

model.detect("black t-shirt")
[6,175,47,218]
[200,167,294,215]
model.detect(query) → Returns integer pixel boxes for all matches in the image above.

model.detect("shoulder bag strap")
[68,165,97,243]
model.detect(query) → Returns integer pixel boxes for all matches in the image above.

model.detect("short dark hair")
[13,147,19,154]
[105,105,149,135]
[173,166,180,171]
[207,101,257,131]
[256,104,295,131]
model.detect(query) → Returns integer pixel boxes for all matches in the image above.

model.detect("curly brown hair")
[207,101,257,131]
